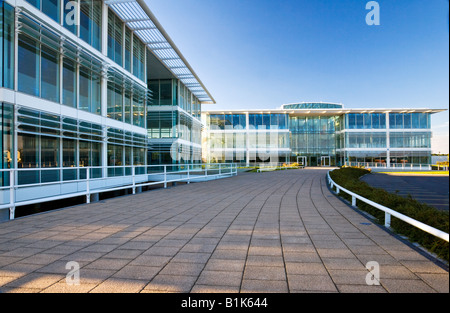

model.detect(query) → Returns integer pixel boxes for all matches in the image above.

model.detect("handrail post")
[86,168,90,204]
[352,196,356,208]
[219,163,221,176]
[164,165,167,188]
[187,164,190,184]
[205,163,208,178]
[132,166,136,194]
[9,169,15,220]
[385,212,391,228]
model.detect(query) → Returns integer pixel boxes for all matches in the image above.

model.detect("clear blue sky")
[145,0,449,153]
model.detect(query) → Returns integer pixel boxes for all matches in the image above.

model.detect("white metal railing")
[327,169,449,242]
[344,161,444,170]
[0,163,237,220]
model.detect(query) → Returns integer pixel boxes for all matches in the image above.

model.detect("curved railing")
[327,170,449,242]
[0,163,238,220]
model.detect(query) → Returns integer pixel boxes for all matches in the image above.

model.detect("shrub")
[329,167,449,262]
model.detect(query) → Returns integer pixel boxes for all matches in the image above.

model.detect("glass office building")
[0,0,214,220]
[202,103,443,167]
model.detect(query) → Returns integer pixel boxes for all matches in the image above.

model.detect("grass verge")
[329,167,449,263]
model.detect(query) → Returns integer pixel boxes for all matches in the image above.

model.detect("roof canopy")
[105,0,215,104]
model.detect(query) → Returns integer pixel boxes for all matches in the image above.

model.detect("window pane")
[42,0,60,23]
[1,2,15,89]
[419,113,428,129]
[160,80,172,106]
[403,114,411,129]
[63,59,77,107]
[124,90,132,124]
[79,66,90,111]
[396,113,403,129]
[124,27,132,72]
[18,34,40,96]
[41,46,60,103]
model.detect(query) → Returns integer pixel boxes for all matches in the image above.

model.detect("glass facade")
[1,103,13,187]
[389,113,430,129]
[204,110,436,167]
[345,113,386,129]
[0,1,14,89]
[147,78,203,165]
[80,0,102,51]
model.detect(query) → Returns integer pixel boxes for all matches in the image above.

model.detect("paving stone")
[0,169,446,293]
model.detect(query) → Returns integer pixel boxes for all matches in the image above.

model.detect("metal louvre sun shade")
[105,0,215,104]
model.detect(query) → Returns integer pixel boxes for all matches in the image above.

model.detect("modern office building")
[202,102,444,167]
[0,0,214,220]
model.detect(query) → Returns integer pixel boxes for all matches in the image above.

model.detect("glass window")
[124,27,132,72]
[17,133,39,184]
[108,9,123,66]
[124,90,132,124]
[379,113,386,129]
[40,135,58,169]
[363,113,371,129]
[107,82,123,121]
[148,81,159,106]
[160,80,172,106]
[80,0,102,51]
[79,141,102,178]
[262,114,270,129]
[42,0,60,23]
[133,34,145,81]
[79,66,90,112]
[108,144,124,177]
[62,58,77,108]
[1,103,14,186]
[18,34,40,96]
[356,114,364,129]
[412,113,420,129]
[1,2,15,89]
[419,113,428,129]
[396,113,403,129]
[248,114,256,129]
[62,139,76,167]
[133,92,145,127]
[347,114,356,129]
[403,114,411,129]
[254,114,263,129]
[41,46,60,103]
[389,113,396,129]
[79,66,101,115]
[224,114,233,127]
[25,0,40,8]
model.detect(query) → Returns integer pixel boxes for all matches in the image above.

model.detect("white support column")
[246,112,250,167]
[386,112,390,168]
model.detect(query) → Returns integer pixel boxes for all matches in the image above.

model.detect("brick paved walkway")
[0,169,448,293]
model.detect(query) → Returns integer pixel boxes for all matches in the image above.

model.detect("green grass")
[329,167,449,263]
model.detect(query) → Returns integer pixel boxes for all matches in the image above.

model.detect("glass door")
[321,156,331,167]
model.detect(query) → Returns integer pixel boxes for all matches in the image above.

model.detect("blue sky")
[145,0,449,153]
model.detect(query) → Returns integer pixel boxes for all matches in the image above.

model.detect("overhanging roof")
[203,108,447,116]
[105,0,215,104]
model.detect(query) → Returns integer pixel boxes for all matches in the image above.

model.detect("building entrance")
[321,156,331,167]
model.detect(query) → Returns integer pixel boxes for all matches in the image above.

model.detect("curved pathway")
[0,169,448,293]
